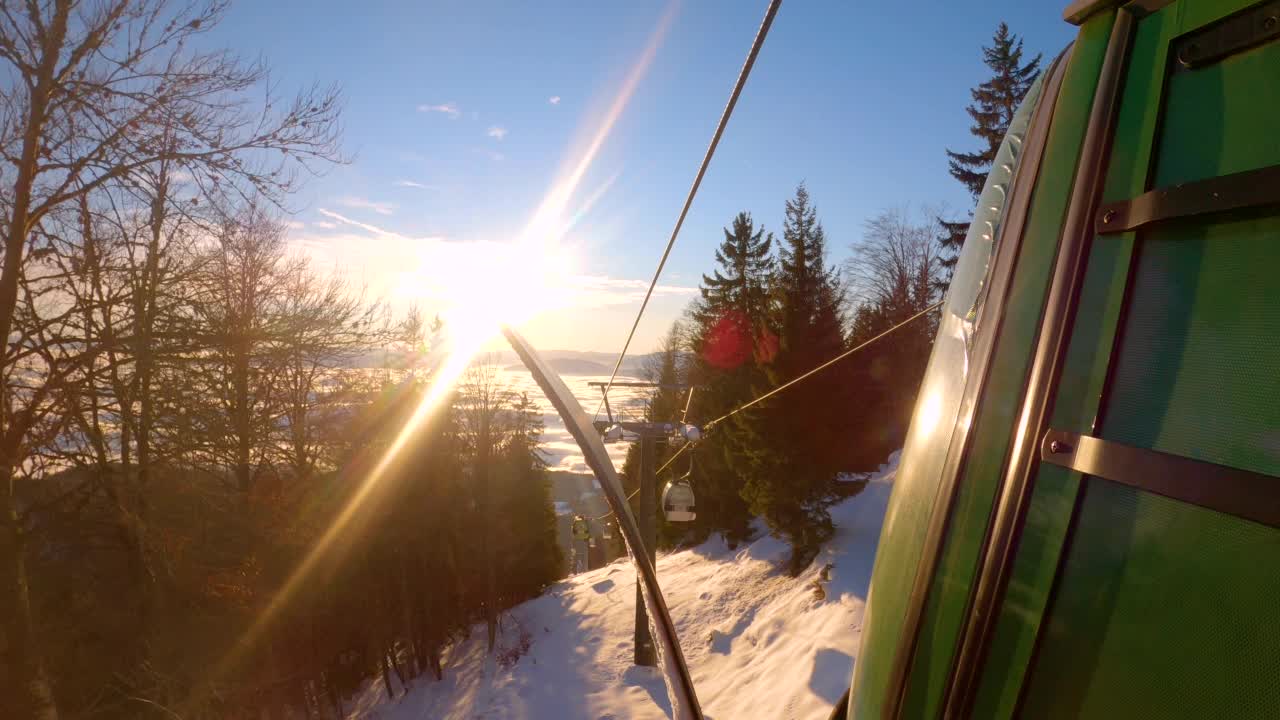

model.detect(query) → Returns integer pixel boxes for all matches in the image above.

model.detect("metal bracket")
[1173,0,1280,70]
[1095,163,1280,234]
[1063,0,1175,26]
[1041,429,1280,528]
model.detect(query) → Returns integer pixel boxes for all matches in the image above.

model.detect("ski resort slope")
[346,454,899,720]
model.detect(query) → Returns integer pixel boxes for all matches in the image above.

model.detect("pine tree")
[939,23,1042,280]
[774,184,845,372]
[493,393,563,604]
[696,212,774,329]
[684,213,777,546]
[740,184,847,573]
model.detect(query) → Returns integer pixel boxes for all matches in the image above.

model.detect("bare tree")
[275,261,389,481]
[843,207,946,451]
[182,205,293,493]
[0,2,343,712]
[846,206,945,316]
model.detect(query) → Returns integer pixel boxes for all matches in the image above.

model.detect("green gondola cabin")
[840,1,1280,717]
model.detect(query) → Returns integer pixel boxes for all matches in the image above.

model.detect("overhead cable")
[599,0,784,408]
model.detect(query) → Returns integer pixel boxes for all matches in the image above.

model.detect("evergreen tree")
[493,393,564,604]
[695,212,774,330]
[939,23,1042,280]
[740,184,847,573]
[621,323,693,549]
[684,213,778,546]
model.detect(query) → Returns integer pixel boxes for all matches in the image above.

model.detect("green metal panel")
[1015,0,1280,717]
[892,14,1117,719]
[1100,28,1280,477]
[1154,37,1280,187]
[968,6,1181,716]
[1019,482,1280,719]
[1103,215,1280,477]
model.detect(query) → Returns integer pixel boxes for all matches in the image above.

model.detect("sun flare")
[220,4,679,678]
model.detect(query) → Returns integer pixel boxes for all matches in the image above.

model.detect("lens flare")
[212,0,680,687]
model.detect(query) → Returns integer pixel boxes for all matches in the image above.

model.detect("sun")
[222,1,675,678]
[434,235,578,352]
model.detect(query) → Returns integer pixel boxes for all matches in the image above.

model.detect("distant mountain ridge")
[481,349,656,374]
[344,348,660,376]
[506,358,613,375]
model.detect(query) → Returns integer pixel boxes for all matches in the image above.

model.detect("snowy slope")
[345,454,899,720]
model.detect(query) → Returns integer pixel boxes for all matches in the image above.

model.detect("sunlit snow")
[344,453,900,719]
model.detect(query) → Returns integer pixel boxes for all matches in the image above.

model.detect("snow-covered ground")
[344,453,900,719]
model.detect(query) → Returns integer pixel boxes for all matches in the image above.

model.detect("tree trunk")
[480,415,497,653]
[0,10,69,715]
[325,671,342,718]
[0,463,59,719]
[379,650,395,700]
[388,649,406,689]
[398,552,419,676]
[234,341,253,494]
[136,162,168,496]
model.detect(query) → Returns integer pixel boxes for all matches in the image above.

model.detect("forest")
[0,1,1039,718]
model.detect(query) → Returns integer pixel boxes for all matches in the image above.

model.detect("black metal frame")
[1041,430,1280,528]
[1096,163,1280,234]
[1064,0,1174,25]
[1172,0,1280,70]
[938,8,1138,718]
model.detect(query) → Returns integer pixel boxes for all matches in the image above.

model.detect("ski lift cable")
[590,301,942,520]
[704,300,945,432]
[588,299,942,517]
[597,0,784,415]
[657,441,693,477]
[591,486,642,522]
[703,300,944,431]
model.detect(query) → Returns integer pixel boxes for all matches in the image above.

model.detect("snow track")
[347,454,898,719]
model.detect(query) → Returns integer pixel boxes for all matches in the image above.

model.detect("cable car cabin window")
[948,70,1045,348]
[848,64,1055,716]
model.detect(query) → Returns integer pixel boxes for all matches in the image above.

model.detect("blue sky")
[215,1,1074,352]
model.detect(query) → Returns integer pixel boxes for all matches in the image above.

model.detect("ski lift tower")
[590,380,700,667]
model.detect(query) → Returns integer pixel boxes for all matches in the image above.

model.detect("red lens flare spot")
[702,311,776,369]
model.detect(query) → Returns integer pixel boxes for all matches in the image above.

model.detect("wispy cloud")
[338,196,396,216]
[285,220,305,230]
[313,220,337,229]
[395,180,434,190]
[317,209,415,241]
[417,102,460,118]
[548,95,561,105]
[571,275,697,305]
[487,125,508,141]
[477,148,505,162]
